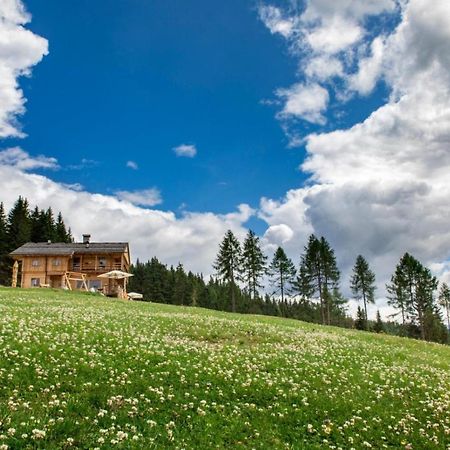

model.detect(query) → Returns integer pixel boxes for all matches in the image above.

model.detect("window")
[98,258,107,269]
[52,258,61,267]
[31,259,40,267]
[31,278,40,287]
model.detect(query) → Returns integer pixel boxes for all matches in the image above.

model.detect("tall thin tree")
[438,282,450,331]
[298,235,340,325]
[241,230,267,299]
[350,255,376,326]
[269,247,296,303]
[214,230,241,312]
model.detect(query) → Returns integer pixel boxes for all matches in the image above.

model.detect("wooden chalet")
[10,234,131,298]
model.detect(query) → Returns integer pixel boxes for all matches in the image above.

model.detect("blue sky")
[12,0,302,215]
[9,0,389,218]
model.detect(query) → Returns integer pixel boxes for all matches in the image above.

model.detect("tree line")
[1,196,448,344]
[212,229,449,343]
[0,197,72,285]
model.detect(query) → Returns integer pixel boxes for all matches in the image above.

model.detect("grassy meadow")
[0,288,449,449]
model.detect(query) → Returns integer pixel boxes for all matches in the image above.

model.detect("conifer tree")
[241,230,267,299]
[373,310,384,333]
[386,253,438,340]
[0,203,9,285]
[355,306,366,330]
[297,234,340,325]
[214,230,241,312]
[350,255,376,326]
[55,212,72,242]
[269,246,296,303]
[7,196,31,251]
[438,282,450,331]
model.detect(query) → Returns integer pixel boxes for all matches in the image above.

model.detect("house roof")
[10,242,129,257]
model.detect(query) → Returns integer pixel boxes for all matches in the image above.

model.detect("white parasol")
[97,270,134,279]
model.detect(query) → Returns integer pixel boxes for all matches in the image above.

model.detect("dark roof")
[10,242,128,257]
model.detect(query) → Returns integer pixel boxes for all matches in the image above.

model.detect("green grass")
[0,288,449,449]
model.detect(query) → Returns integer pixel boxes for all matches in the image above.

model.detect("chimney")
[82,234,91,244]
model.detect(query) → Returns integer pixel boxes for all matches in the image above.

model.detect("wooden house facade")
[10,235,131,297]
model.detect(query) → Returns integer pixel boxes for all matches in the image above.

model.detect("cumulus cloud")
[126,160,138,170]
[276,83,329,124]
[0,147,59,170]
[115,188,163,207]
[257,0,450,319]
[0,164,253,274]
[0,0,48,137]
[259,0,399,130]
[173,144,197,158]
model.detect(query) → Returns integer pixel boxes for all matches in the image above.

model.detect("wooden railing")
[71,263,123,272]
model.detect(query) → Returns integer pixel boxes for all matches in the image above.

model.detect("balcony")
[71,263,123,272]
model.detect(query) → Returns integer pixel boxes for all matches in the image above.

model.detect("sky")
[1,0,450,318]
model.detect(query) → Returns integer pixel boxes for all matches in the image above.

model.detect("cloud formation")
[0,147,59,170]
[173,144,197,158]
[0,0,48,137]
[258,0,450,316]
[0,164,252,274]
[126,160,138,170]
[115,188,163,207]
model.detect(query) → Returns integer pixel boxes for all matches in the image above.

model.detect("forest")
[1,196,449,344]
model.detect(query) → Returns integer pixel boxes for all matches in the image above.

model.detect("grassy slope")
[0,288,449,449]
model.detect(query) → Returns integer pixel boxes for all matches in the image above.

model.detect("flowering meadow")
[0,288,449,449]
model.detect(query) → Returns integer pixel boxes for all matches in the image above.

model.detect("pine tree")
[269,247,296,303]
[0,203,9,285]
[373,310,384,333]
[438,282,450,331]
[7,197,31,252]
[350,255,376,327]
[241,230,267,299]
[55,212,72,242]
[214,230,241,312]
[355,306,366,330]
[387,253,438,340]
[297,235,340,325]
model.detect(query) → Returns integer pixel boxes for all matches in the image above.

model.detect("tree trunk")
[362,290,368,329]
[231,274,236,313]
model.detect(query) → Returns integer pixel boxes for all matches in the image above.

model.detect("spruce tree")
[241,230,267,299]
[213,230,241,312]
[387,253,438,340]
[0,203,9,285]
[373,310,384,333]
[350,255,376,326]
[438,282,450,331]
[269,246,296,303]
[7,197,31,251]
[55,212,72,242]
[355,306,366,330]
[297,234,340,325]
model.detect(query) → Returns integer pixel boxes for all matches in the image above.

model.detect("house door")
[50,275,63,288]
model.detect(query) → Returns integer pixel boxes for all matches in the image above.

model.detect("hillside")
[0,288,449,449]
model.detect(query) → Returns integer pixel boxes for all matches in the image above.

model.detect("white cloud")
[0,147,59,170]
[115,188,163,207]
[257,0,450,320]
[0,164,253,274]
[305,56,343,81]
[0,0,48,137]
[258,5,294,38]
[173,144,197,158]
[258,0,399,133]
[305,16,363,54]
[126,160,138,170]
[276,83,329,124]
